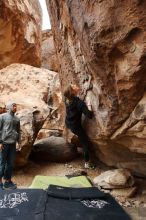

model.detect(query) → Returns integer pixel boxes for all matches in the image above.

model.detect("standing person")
[64,85,95,169]
[0,102,21,190]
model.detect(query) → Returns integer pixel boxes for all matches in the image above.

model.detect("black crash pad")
[0,189,47,220]
[0,186,132,220]
[45,185,131,220]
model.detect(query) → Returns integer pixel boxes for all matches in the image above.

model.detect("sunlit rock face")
[0,64,62,166]
[46,0,146,176]
[41,30,59,72]
[0,0,42,69]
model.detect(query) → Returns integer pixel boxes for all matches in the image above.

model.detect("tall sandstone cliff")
[41,29,59,71]
[46,0,146,176]
[0,0,42,69]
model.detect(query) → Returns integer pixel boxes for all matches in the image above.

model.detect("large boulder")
[0,0,42,69]
[32,136,78,162]
[93,169,134,189]
[93,169,136,198]
[41,30,59,71]
[46,0,146,176]
[0,63,62,166]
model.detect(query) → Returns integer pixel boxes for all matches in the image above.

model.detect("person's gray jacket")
[0,102,20,144]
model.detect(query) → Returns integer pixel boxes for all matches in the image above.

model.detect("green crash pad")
[29,175,92,189]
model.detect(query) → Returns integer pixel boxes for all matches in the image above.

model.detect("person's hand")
[16,143,21,151]
[0,143,3,151]
[87,104,92,111]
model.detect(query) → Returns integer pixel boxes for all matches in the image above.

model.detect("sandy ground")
[9,156,146,219]
[13,156,103,187]
[12,155,146,208]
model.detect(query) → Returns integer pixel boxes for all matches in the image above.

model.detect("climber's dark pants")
[69,125,90,162]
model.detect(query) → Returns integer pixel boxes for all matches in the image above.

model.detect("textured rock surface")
[0,64,62,166]
[0,0,42,69]
[93,169,134,189]
[41,30,59,71]
[111,187,137,198]
[32,136,78,162]
[46,0,146,176]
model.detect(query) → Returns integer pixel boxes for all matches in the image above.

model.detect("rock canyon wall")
[0,0,42,69]
[41,30,59,71]
[0,64,62,166]
[46,0,146,176]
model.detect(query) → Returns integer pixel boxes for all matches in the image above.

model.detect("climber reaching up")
[63,84,95,169]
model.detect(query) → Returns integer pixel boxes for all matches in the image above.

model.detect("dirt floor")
[13,156,102,187]
[13,155,146,220]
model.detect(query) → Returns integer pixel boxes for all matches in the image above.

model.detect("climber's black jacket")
[65,96,93,129]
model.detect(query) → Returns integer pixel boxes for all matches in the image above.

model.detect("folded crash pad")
[45,185,131,220]
[0,185,131,220]
[29,175,92,189]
